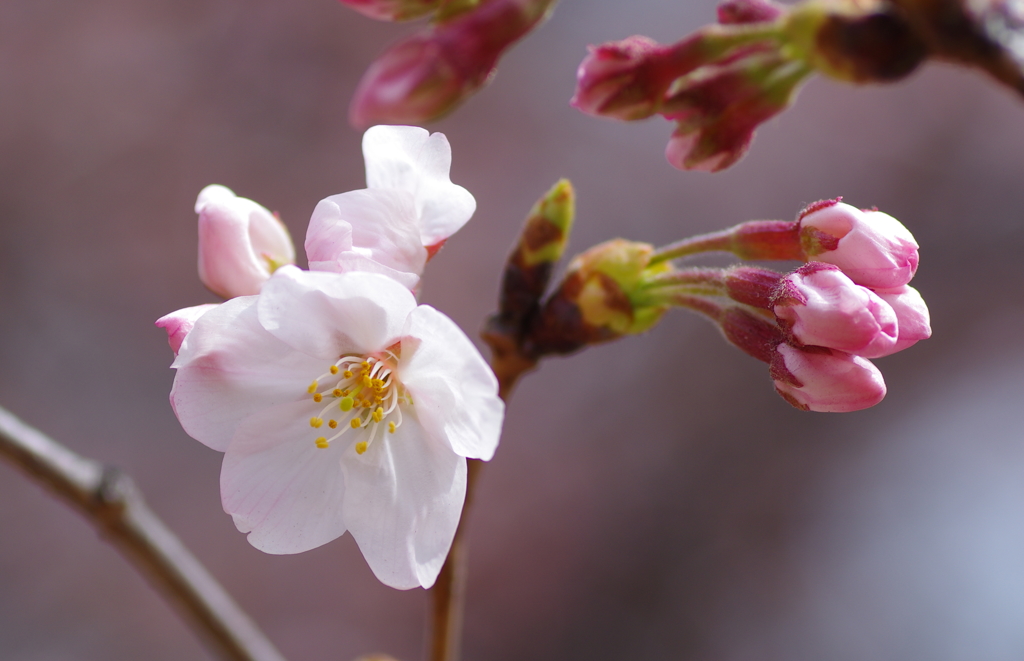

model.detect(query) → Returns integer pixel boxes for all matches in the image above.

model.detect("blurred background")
[3,1,1024,659]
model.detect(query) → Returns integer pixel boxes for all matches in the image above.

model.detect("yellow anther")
[315,437,329,449]
[330,365,339,375]
[332,389,343,398]
[355,441,368,455]
[343,370,353,378]
[388,422,396,434]
[307,381,318,394]
[372,407,384,423]
[312,393,323,403]
[309,417,323,429]
[328,419,338,429]
[339,397,354,412]
[350,418,362,429]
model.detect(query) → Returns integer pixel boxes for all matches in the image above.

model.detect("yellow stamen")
[350,418,362,429]
[307,381,318,394]
[310,417,323,429]
[328,419,338,429]
[330,365,339,375]
[372,407,384,423]
[343,370,353,378]
[312,393,323,403]
[315,437,329,449]
[355,441,368,455]
[388,422,396,434]
[332,389,343,398]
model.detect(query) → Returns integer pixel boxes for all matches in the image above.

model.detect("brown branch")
[427,343,536,661]
[0,405,286,661]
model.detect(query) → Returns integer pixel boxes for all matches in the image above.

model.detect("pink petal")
[398,305,503,461]
[305,188,427,278]
[362,125,476,246]
[171,296,325,451]
[156,303,219,355]
[257,267,416,361]
[340,412,466,589]
[221,401,348,554]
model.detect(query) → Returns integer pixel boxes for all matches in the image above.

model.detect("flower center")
[305,351,408,454]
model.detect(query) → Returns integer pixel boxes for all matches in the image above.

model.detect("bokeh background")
[3,1,1024,659]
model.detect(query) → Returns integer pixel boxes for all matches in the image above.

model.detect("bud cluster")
[572,0,928,172]
[489,189,929,413]
[636,199,929,412]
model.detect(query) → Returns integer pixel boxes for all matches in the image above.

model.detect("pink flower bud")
[571,36,675,121]
[349,0,555,126]
[155,304,219,355]
[717,0,786,24]
[195,185,296,299]
[338,0,440,21]
[772,263,898,358]
[770,344,886,412]
[662,54,802,172]
[873,285,931,353]
[798,200,919,289]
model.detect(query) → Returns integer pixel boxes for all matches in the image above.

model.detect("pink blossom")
[195,185,296,299]
[169,267,503,589]
[155,304,219,355]
[873,285,932,353]
[770,344,886,412]
[772,263,898,358]
[798,200,919,289]
[305,125,475,287]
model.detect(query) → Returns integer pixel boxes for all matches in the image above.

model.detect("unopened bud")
[195,185,296,299]
[770,343,886,412]
[529,239,672,355]
[350,0,556,126]
[772,262,898,358]
[873,284,931,353]
[663,53,809,172]
[572,36,678,120]
[717,0,786,25]
[338,0,441,21]
[494,179,575,333]
[797,199,919,289]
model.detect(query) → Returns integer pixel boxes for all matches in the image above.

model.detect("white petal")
[221,401,348,554]
[399,306,504,461]
[305,189,426,277]
[171,296,325,451]
[257,266,416,360]
[362,125,476,246]
[309,252,421,291]
[341,413,466,589]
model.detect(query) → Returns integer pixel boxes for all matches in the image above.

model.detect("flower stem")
[428,338,535,661]
[648,229,735,265]
[0,405,285,661]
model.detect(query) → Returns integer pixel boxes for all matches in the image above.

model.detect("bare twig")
[427,350,535,661]
[0,405,286,661]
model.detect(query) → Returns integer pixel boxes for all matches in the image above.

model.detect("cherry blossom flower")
[305,125,476,288]
[195,185,296,298]
[168,266,503,589]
